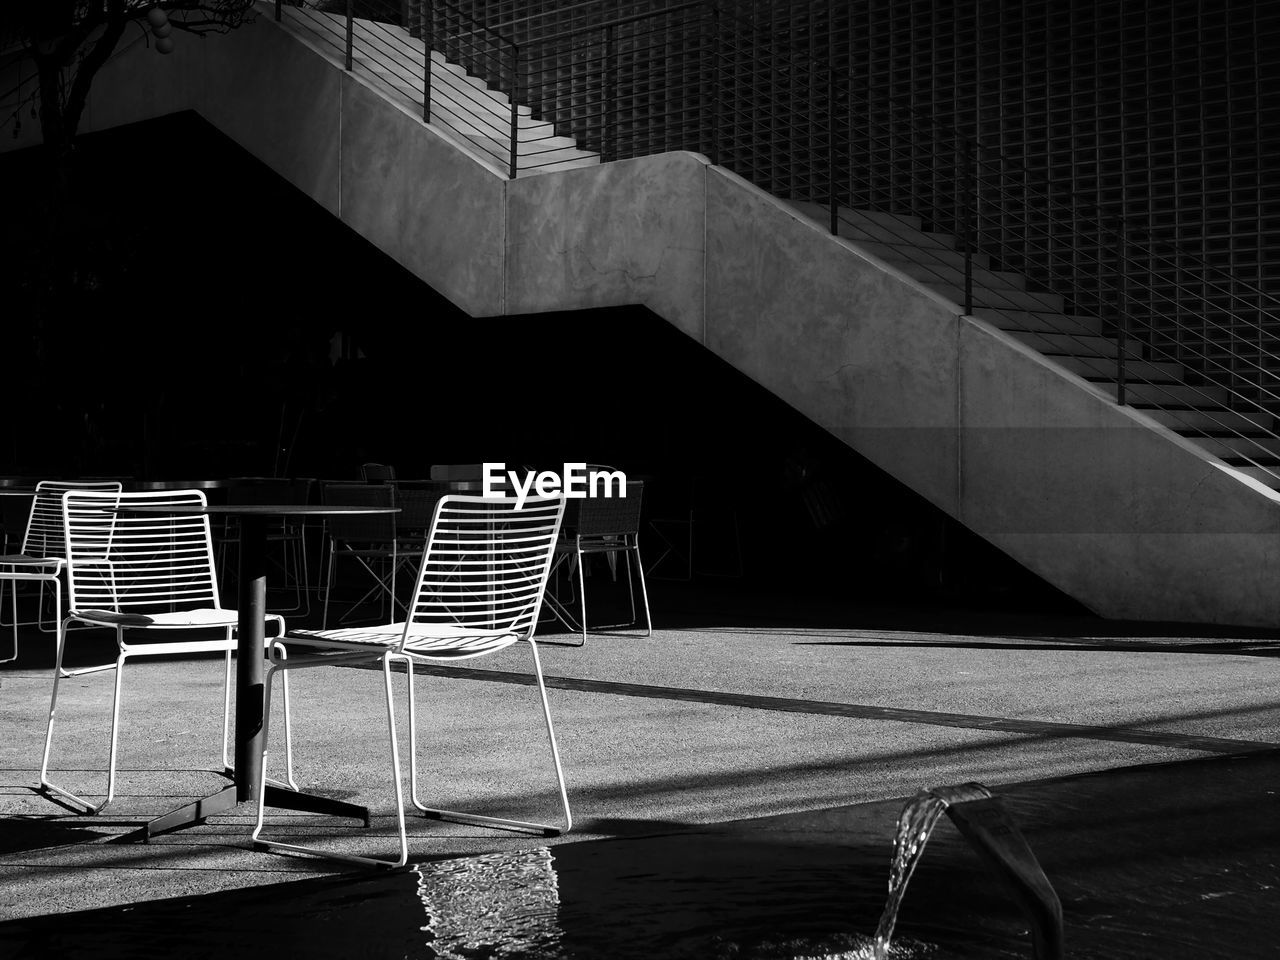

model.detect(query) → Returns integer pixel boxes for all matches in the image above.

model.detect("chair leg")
[253,654,407,868]
[576,547,587,646]
[276,645,298,791]
[322,540,335,629]
[407,645,571,836]
[633,541,653,636]
[2,576,16,665]
[624,549,637,624]
[38,621,70,801]
[40,621,127,815]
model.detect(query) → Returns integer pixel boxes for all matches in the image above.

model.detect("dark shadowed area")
[0,111,1081,610]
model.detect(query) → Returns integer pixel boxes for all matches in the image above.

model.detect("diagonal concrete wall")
[6,12,1279,625]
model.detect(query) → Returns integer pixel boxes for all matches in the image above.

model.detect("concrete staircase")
[278,7,599,176]
[9,9,1279,625]
[784,199,1280,491]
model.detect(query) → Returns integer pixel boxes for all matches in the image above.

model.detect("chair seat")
[71,607,241,628]
[0,553,63,568]
[287,622,520,659]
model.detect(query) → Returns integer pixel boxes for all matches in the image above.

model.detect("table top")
[134,479,237,491]
[109,504,399,516]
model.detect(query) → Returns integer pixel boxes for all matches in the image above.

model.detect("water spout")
[871,782,1063,960]
[871,783,993,959]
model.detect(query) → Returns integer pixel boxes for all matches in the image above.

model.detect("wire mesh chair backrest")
[322,482,397,543]
[360,462,397,481]
[62,489,220,613]
[21,481,123,559]
[565,480,644,539]
[402,494,565,651]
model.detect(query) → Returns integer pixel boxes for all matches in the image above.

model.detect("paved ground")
[1,578,1279,952]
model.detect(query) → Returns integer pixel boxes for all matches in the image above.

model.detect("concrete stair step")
[1218,462,1280,489]
[358,58,545,131]
[886,259,1028,292]
[782,200,956,250]
[1099,381,1231,406]
[1051,355,1186,382]
[1184,435,1280,460]
[357,64,511,140]
[463,135,599,174]
[781,200,923,232]
[840,238,992,270]
[972,308,1102,336]
[289,10,544,128]
[1139,407,1276,434]
[927,283,1066,313]
[281,7,601,176]
[1007,331,1141,359]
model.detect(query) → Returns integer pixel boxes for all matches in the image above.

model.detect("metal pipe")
[1116,219,1128,406]
[422,0,433,123]
[960,137,974,315]
[344,0,354,71]
[508,44,521,179]
[604,24,615,162]
[827,68,838,236]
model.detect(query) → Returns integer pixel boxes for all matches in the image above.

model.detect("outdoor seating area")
[0,469,658,864]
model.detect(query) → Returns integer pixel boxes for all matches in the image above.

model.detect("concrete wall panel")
[198,19,341,215]
[504,153,708,337]
[958,317,1280,624]
[339,76,504,317]
[704,167,963,517]
[84,33,203,135]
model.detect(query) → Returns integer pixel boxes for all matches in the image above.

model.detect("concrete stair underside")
[783,198,1280,490]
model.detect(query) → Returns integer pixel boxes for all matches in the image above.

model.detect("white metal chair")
[543,479,652,646]
[40,489,296,815]
[253,493,568,868]
[0,481,122,664]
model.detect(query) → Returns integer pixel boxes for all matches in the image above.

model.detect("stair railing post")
[422,0,433,122]
[508,43,521,179]
[827,67,838,236]
[1115,219,1128,406]
[344,0,354,71]
[604,24,616,163]
[959,136,974,315]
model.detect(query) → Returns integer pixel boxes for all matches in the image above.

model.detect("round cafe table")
[110,503,398,839]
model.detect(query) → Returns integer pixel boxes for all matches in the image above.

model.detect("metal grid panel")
[442,0,1278,388]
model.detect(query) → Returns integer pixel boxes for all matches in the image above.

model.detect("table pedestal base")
[136,779,369,840]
